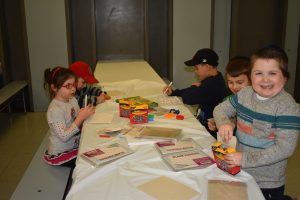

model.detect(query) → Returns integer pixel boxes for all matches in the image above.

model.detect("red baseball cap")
[69,61,99,84]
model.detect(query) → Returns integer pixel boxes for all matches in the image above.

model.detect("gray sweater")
[213,86,300,188]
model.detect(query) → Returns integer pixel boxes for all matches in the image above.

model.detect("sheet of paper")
[88,113,114,124]
[83,146,126,160]
[81,143,133,166]
[157,140,197,153]
[169,152,204,166]
[138,176,199,200]
[217,135,237,148]
[208,180,248,200]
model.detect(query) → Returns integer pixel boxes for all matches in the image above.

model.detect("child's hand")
[163,86,172,96]
[207,118,217,131]
[96,93,106,104]
[77,105,95,121]
[217,124,234,144]
[191,82,201,87]
[104,93,111,100]
[224,152,242,167]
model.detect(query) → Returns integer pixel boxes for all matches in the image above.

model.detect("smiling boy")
[214,46,300,200]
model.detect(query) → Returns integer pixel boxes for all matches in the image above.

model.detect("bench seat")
[10,131,71,200]
[0,81,28,112]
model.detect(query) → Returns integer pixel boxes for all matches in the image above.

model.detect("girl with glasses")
[43,67,95,168]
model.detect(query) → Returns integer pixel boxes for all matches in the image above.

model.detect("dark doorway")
[0,0,30,83]
[95,0,145,60]
[294,26,300,103]
[67,0,172,80]
[230,0,287,57]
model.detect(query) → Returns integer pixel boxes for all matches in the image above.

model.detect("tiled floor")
[0,112,48,200]
[0,112,299,199]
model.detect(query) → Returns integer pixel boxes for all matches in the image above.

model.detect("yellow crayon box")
[116,96,158,110]
[119,99,131,118]
[211,142,240,175]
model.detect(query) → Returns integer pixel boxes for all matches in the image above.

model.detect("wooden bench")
[0,81,28,112]
[11,132,71,200]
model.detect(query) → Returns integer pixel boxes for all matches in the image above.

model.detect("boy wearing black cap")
[163,48,227,138]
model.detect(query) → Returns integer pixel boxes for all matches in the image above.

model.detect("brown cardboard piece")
[138,176,199,200]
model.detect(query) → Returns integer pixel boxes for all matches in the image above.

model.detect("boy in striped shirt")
[214,46,300,200]
[70,61,110,108]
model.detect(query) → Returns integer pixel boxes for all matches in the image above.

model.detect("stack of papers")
[162,150,215,171]
[80,143,133,167]
[154,138,214,171]
[154,138,199,155]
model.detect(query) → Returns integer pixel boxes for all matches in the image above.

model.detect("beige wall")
[213,0,231,75]
[172,0,212,89]
[24,0,69,111]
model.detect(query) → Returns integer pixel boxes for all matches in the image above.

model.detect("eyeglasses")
[61,83,76,89]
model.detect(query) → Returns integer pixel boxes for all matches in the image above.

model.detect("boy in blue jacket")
[164,48,227,138]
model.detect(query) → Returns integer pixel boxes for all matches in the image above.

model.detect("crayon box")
[211,142,241,175]
[129,104,148,124]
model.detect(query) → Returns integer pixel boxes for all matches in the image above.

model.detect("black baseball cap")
[184,48,219,67]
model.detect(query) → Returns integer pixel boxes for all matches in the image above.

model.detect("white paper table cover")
[66,62,265,200]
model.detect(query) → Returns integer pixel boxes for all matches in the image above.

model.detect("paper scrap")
[217,135,237,148]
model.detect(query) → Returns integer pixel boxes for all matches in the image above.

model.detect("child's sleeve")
[76,94,84,108]
[213,96,237,128]
[86,85,103,96]
[241,102,300,168]
[49,121,80,142]
[85,86,103,106]
[90,96,98,106]
[171,88,187,97]
[47,109,80,142]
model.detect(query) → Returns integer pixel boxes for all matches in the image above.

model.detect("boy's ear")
[50,84,57,92]
[207,64,215,69]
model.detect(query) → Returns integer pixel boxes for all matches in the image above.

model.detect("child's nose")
[262,75,269,82]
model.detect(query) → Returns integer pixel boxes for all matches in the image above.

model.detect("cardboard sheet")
[125,126,182,139]
[138,176,199,200]
[138,126,182,138]
[208,180,248,200]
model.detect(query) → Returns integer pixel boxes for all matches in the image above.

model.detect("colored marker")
[84,94,87,107]
[99,134,111,138]
[164,81,173,94]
